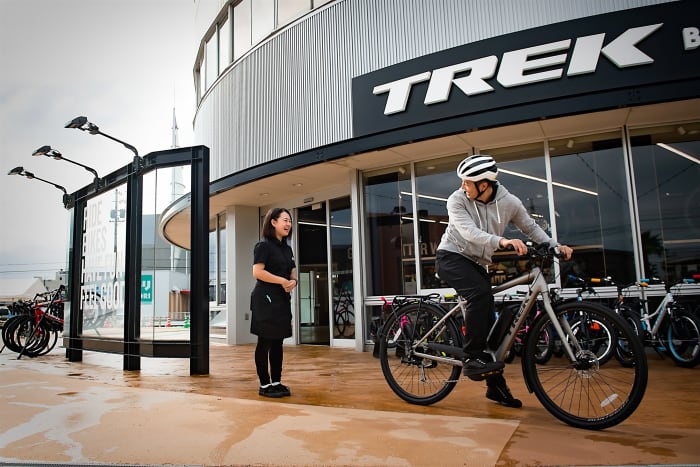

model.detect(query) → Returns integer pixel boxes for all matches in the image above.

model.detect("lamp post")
[64,116,143,176]
[32,145,100,185]
[7,166,70,206]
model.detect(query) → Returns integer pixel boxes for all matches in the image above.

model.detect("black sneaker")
[272,383,291,397]
[463,354,505,379]
[486,379,522,408]
[259,385,284,398]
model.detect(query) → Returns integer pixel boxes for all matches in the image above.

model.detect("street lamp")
[32,145,100,182]
[64,116,139,158]
[8,166,70,206]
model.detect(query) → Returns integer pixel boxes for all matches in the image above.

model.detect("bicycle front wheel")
[522,301,647,430]
[379,302,462,406]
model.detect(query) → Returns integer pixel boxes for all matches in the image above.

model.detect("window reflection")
[549,133,635,285]
[630,123,700,284]
[330,197,354,339]
[80,186,126,338]
[363,168,414,295]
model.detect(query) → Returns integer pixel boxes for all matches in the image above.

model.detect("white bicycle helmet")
[456,155,498,181]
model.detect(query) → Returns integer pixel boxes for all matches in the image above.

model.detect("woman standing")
[250,208,298,398]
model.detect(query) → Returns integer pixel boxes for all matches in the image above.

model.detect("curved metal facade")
[193,0,671,181]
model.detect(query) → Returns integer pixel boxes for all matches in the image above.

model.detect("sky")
[0,0,199,280]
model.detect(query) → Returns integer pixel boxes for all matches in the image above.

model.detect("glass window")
[629,123,700,284]
[141,167,192,339]
[80,186,126,338]
[363,167,414,296]
[233,0,252,60]
[549,132,635,285]
[330,197,354,339]
[204,35,217,90]
[278,0,310,26]
[218,15,231,72]
[414,154,463,289]
[217,214,227,304]
[252,0,274,44]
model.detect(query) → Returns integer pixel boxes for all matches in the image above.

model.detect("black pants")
[254,336,283,385]
[435,250,495,354]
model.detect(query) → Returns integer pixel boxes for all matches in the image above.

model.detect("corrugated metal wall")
[193,0,673,181]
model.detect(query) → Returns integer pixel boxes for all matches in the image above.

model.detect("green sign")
[141,274,153,303]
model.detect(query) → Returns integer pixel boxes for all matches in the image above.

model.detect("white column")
[225,205,259,344]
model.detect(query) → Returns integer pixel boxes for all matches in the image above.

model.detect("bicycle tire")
[34,320,60,356]
[8,315,44,357]
[1,315,26,353]
[522,301,647,430]
[379,302,462,406]
[17,317,51,358]
[664,306,700,368]
[334,308,354,337]
[614,307,644,367]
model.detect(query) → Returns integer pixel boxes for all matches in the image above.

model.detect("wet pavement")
[0,341,699,466]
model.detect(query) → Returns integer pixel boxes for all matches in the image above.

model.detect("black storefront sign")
[352,1,700,138]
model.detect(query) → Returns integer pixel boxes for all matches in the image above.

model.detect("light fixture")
[292,183,303,187]
[32,145,100,181]
[677,126,687,136]
[566,139,575,149]
[8,166,70,207]
[656,143,700,165]
[65,116,139,157]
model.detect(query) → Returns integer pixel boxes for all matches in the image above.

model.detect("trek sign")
[352,2,700,137]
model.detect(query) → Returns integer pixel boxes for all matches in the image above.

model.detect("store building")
[162,0,700,351]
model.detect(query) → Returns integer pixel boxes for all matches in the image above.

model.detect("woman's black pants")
[254,336,283,385]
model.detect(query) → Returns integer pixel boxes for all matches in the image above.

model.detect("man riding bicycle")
[435,154,573,408]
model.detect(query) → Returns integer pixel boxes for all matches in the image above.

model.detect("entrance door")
[297,203,329,344]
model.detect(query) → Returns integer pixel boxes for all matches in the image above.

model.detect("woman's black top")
[249,238,296,339]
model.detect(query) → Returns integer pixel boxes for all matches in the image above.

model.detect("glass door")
[297,202,329,344]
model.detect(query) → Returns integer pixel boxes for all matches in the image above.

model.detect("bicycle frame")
[642,291,673,337]
[410,266,581,366]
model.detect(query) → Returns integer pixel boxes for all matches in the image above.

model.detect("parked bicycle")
[333,283,355,338]
[377,244,647,430]
[611,278,700,368]
[1,285,65,359]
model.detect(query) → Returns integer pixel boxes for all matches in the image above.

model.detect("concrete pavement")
[1,342,699,466]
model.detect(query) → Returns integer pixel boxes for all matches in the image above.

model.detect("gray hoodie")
[437,183,555,265]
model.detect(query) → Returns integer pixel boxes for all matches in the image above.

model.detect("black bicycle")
[377,244,648,430]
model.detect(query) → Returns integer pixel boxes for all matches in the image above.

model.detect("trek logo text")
[373,24,698,116]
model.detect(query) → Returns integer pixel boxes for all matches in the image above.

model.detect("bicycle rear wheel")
[379,302,462,405]
[615,307,644,367]
[664,306,700,368]
[522,301,647,430]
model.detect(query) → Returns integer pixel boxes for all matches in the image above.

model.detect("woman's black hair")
[261,207,293,242]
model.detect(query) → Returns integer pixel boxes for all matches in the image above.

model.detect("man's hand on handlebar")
[499,238,529,256]
[499,238,574,260]
[556,244,574,260]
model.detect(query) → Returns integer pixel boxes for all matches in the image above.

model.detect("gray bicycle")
[378,244,648,430]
